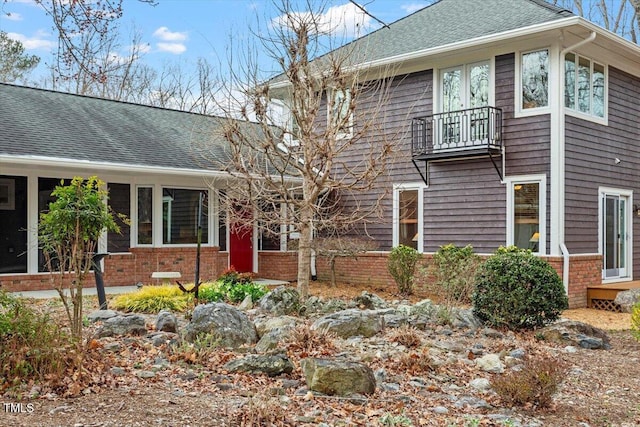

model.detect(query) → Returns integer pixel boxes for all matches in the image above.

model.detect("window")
[393,184,424,252]
[328,88,353,137]
[162,188,208,245]
[565,52,605,118]
[507,176,546,254]
[137,187,153,245]
[107,183,130,253]
[521,49,549,110]
[0,175,27,274]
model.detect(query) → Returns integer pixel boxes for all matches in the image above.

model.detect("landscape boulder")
[258,287,300,315]
[223,354,294,377]
[155,310,178,333]
[311,309,384,338]
[353,292,388,310]
[184,302,257,348]
[538,320,611,349]
[613,288,640,313]
[254,315,299,337]
[95,313,147,337]
[301,358,376,396]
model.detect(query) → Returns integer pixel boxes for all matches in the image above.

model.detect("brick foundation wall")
[0,247,230,292]
[257,251,298,281]
[315,252,602,309]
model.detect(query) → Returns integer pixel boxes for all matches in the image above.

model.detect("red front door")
[229,207,253,273]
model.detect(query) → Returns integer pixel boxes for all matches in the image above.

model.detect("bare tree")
[552,0,639,43]
[212,1,403,299]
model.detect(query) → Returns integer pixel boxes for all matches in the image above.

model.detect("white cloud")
[4,12,23,21]
[152,26,188,42]
[156,42,186,55]
[401,2,428,14]
[272,3,372,38]
[6,31,55,50]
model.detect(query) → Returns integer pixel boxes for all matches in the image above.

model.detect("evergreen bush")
[388,245,421,296]
[428,244,481,306]
[472,246,568,330]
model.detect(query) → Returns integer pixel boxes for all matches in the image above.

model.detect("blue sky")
[0,0,432,83]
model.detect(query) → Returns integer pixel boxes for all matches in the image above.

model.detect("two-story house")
[272,0,640,308]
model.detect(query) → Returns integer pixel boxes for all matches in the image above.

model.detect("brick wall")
[0,247,230,292]
[257,251,298,281]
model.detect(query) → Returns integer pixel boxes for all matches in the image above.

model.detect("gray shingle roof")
[0,83,244,171]
[349,0,573,63]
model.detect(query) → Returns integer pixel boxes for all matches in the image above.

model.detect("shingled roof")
[0,83,246,172]
[346,0,574,64]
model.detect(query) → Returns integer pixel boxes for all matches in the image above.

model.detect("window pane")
[163,188,208,245]
[399,190,418,250]
[564,53,576,109]
[0,175,27,273]
[578,56,591,113]
[522,50,548,109]
[137,187,153,245]
[442,68,461,112]
[38,177,69,272]
[593,62,605,118]
[514,183,539,252]
[332,89,352,133]
[469,63,489,108]
[108,183,130,253]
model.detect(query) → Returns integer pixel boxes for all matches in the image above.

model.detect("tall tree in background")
[0,31,40,83]
[552,0,640,42]
[214,1,403,299]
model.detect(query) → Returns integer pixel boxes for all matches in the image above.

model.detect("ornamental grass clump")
[112,285,192,313]
[472,246,568,330]
[631,302,640,342]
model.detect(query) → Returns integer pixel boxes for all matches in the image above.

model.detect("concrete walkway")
[11,278,289,299]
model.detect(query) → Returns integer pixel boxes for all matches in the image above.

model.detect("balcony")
[411,106,503,161]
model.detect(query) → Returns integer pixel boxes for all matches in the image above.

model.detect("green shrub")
[388,245,421,296]
[198,281,267,304]
[112,285,192,313]
[632,302,640,341]
[472,246,568,330]
[0,291,71,389]
[427,244,481,306]
[491,355,568,409]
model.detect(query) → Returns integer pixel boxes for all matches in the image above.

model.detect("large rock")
[301,358,376,396]
[184,303,257,348]
[96,314,147,337]
[258,287,300,315]
[475,354,504,373]
[353,292,388,310]
[87,309,118,323]
[538,320,611,350]
[311,309,384,338]
[224,354,294,377]
[254,315,299,337]
[614,289,640,313]
[155,310,178,333]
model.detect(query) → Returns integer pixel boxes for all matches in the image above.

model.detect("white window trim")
[392,183,425,253]
[564,52,608,126]
[515,47,552,118]
[159,186,212,247]
[327,88,354,139]
[505,174,547,254]
[598,186,633,283]
[433,59,494,115]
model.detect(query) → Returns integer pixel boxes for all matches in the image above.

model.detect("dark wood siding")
[565,66,640,275]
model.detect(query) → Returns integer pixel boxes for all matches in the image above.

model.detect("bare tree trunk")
[297,203,313,300]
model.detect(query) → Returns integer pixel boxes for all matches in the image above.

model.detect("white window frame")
[435,60,493,114]
[392,183,425,253]
[564,52,608,125]
[516,47,552,117]
[160,186,211,247]
[327,88,353,139]
[505,175,546,254]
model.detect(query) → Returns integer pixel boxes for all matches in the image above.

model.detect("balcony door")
[601,191,630,280]
[439,62,489,148]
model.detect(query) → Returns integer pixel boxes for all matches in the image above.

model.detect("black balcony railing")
[412,106,502,160]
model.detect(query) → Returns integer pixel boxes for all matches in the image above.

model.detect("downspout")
[554,31,596,295]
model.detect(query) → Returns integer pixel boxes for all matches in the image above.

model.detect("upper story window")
[521,49,549,110]
[564,52,605,119]
[328,88,353,137]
